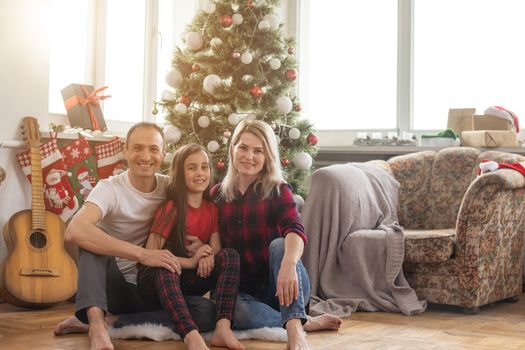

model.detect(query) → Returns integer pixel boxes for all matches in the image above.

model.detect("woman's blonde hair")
[220,119,285,202]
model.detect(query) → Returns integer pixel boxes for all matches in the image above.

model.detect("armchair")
[385,147,525,312]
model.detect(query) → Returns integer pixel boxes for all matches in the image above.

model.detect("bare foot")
[286,319,310,350]
[54,314,118,336]
[303,314,342,332]
[88,319,113,350]
[184,329,210,350]
[211,319,245,350]
[54,316,89,335]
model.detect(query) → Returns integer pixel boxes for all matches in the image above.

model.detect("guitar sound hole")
[29,230,47,249]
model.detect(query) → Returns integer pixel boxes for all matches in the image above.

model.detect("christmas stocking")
[16,138,80,222]
[60,136,99,205]
[95,137,125,179]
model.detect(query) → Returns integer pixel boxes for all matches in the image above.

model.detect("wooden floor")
[1,295,525,350]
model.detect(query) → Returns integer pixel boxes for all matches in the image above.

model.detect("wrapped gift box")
[447,108,476,135]
[472,114,516,131]
[460,130,519,147]
[61,84,109,131]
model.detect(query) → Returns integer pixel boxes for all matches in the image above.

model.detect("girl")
[137,144,244,350]
[210,120,341,350]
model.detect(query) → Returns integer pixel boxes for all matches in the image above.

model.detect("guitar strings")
[31,144,47,271]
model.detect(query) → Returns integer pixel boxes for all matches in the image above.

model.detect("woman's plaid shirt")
[211,182,307,293]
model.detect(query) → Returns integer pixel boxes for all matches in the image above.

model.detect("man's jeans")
[232,238,311,329]
[75,248,215,331]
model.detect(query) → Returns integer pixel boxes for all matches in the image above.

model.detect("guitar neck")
[30,145,46,230]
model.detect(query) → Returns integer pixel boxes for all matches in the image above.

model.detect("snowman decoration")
[44,169,75,214]
[76,165,97,201]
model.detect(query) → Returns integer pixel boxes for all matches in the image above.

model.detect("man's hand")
[139,248,182,274]
[276,259,299,306]
[197,255,215,278]
[191,244,213,267]
[185,235,204,257]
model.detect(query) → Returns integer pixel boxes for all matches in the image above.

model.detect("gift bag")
[95,137,126,179]
[16,138,80,221]
[61,136,99,204]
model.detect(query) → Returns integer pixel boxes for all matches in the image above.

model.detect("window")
[156,0,199,102]
[48,0,199,130]
[301,0,525,140]
[103,0,146,123]
[300,0,398,131]
[48,0,89,114]
[413,0,525,130]
[49,1,525,141]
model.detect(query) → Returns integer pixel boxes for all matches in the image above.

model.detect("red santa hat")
[478,160,525,176]
[46,168,71,181]
[77,165,89,178]
[484,106,519,132]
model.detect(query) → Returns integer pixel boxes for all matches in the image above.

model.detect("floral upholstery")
[404,229,455,263]
[386,147,525,309]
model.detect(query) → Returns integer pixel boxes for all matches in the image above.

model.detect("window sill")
[319,145,525,154]
[315,145,525,167]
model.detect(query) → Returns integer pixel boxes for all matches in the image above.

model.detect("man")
[54,122,214,350]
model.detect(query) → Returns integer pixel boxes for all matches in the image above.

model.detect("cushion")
[388,151,435,229]
[404,229,456,263]
[427,148,479,229]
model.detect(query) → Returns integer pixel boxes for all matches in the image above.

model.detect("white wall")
[0,0,50,263]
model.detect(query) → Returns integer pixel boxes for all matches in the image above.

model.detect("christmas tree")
[157,0,318,197]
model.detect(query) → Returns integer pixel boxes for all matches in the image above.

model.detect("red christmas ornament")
[285,69,297,82]
[220,15,233,28]
[178,95,190,105]
[294,103,302,112]
[232,52,241,59]
[246,0,255,9]
[192,63,200,72]
[288,47,295,55]
[249,85,263,98]
[281,158,289,167]
[307,133,318,146]
[216,160,225,170]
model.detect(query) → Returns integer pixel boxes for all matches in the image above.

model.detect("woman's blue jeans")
[232,237,311,329]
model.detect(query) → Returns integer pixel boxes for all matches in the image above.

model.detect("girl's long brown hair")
[164,144,212,257]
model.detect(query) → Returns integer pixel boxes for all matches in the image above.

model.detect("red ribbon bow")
[64,86,111,130]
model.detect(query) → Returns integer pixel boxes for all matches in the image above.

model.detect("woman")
[210,119,341,350]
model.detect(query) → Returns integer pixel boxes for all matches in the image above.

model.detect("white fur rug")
[108,323,287,342]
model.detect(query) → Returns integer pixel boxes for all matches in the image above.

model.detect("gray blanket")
[302,163,426,317]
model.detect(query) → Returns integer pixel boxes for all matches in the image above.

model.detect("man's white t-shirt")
[86,170,169,284]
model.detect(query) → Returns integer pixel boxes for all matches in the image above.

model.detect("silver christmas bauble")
[198,116,210,128]
[207,140,220,153]
[165,70,183,88]
[276,96,293,114]
[288,127,301,140]
[293,152,313,170]
[203,74,221,94]
[186,31,203,50]
[164,125,182,144]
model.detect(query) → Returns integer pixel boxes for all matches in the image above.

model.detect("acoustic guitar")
[1,116,78,308]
